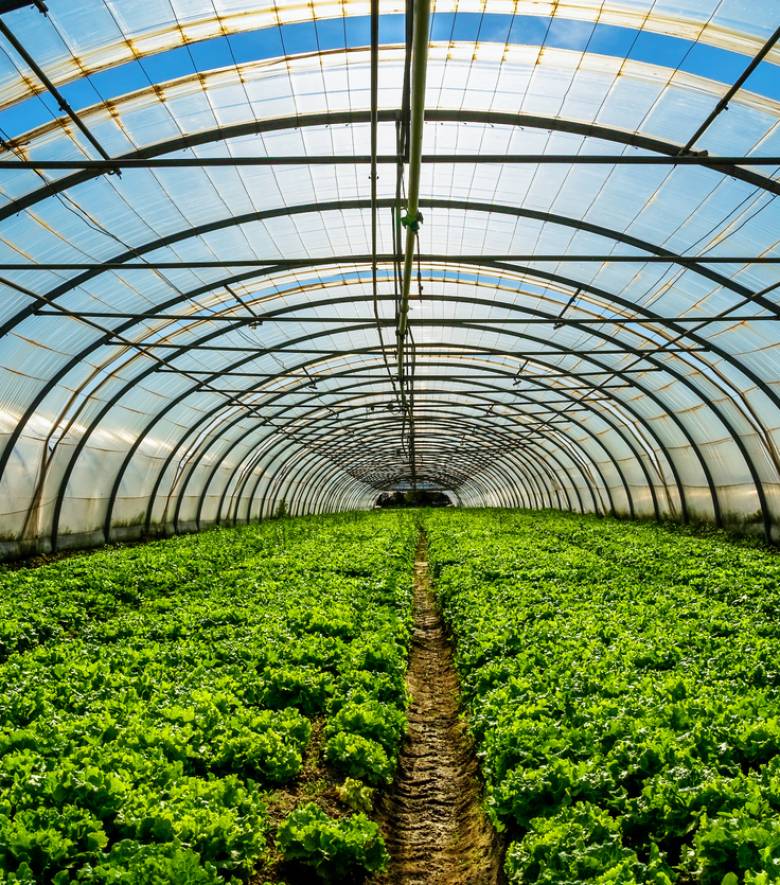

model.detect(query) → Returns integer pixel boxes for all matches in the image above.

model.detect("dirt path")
[373,535,502,884]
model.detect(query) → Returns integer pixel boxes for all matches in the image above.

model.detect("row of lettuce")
[423,510,780,884]
[0,512,417,883]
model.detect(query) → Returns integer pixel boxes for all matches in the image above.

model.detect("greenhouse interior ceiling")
[0,0,777,556]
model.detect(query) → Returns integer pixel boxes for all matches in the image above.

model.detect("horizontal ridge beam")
[2,154,779,169]
[7,254,780,269]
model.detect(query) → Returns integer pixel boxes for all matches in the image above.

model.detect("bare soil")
[372,535,503,884]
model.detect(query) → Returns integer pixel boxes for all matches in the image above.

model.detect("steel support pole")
[396,0,431,373]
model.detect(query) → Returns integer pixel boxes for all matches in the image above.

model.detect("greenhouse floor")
[372,534,500,884]
[0,509,778,883]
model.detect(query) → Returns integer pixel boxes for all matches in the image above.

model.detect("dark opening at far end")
[375,489,452,508]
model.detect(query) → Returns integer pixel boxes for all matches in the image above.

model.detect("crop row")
[0,512,417,883]
[423,510,780,884]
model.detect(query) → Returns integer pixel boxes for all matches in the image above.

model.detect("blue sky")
[0,12,778,144]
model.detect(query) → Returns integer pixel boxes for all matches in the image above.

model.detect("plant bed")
[423,509,780,884]
[0,512,417,883]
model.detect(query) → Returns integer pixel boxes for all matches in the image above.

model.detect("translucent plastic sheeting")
[0,0,778,123]
[0,2,777,555]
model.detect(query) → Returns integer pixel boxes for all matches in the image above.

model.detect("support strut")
[396,0,432,374]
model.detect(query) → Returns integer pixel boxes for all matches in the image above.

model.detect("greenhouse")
[0,0,778,882]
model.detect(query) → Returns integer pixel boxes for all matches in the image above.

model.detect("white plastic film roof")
[0,0,777,553]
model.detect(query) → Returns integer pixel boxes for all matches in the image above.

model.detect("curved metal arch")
[279,443,500,519]
[178,351,649,533]
[233,422,496,522]
[198,395,588,529]
[223,430,378,524]
[324,423,565,511]
[255,425,545,520]
[70,275,725,541]
[257,443,385,519]
[4,232,774,529]
[292,432,553,513]
[76,272,764,409]
[79,295,730,551]
[203,380,636,526]
[9,197,773,347]
[127,320,661,539]
[37,295,770,546]
[234,440,373,524]
[156,281,743,523]
[344,442,520,510]
[270,439,376,517]
[160,352,664,540]
[221,388,589,525]
[281,450,379,519]
[6,196,774,515]
[223,431,370,525]
[282,414,579,512]
[150,308,719,535]
[254,424,551,522]
[208,367,613,519]
[1,103,772,532]
[24,248,776,488]
[203,402,564,528]
[5,108,779,228]
[123,309,725,549]
[9,265,722,534]
[293,463,369,516]
[251,438,384,521]
[254,407,594,513]
[205,378,619,526]
[4,53,772,540]
[161,344,652,537]
[109,260,780,448]
[219,397,591,526]
[276,452,369,517]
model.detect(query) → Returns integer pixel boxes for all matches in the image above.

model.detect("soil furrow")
[373,534,502,884]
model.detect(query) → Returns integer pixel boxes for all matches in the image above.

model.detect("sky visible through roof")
[1,12,779,143]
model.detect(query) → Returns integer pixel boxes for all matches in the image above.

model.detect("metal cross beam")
[2,154,779,169]
[36,310,775,324]
[4,109,779,227]
[7,255,779,269]
[682,25,780,152]
[153,368,665,378]
[110,343,710,354]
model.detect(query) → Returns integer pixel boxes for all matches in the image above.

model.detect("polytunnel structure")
[0,0,778,557]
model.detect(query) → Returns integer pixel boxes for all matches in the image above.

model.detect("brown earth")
[372,535,503,885]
